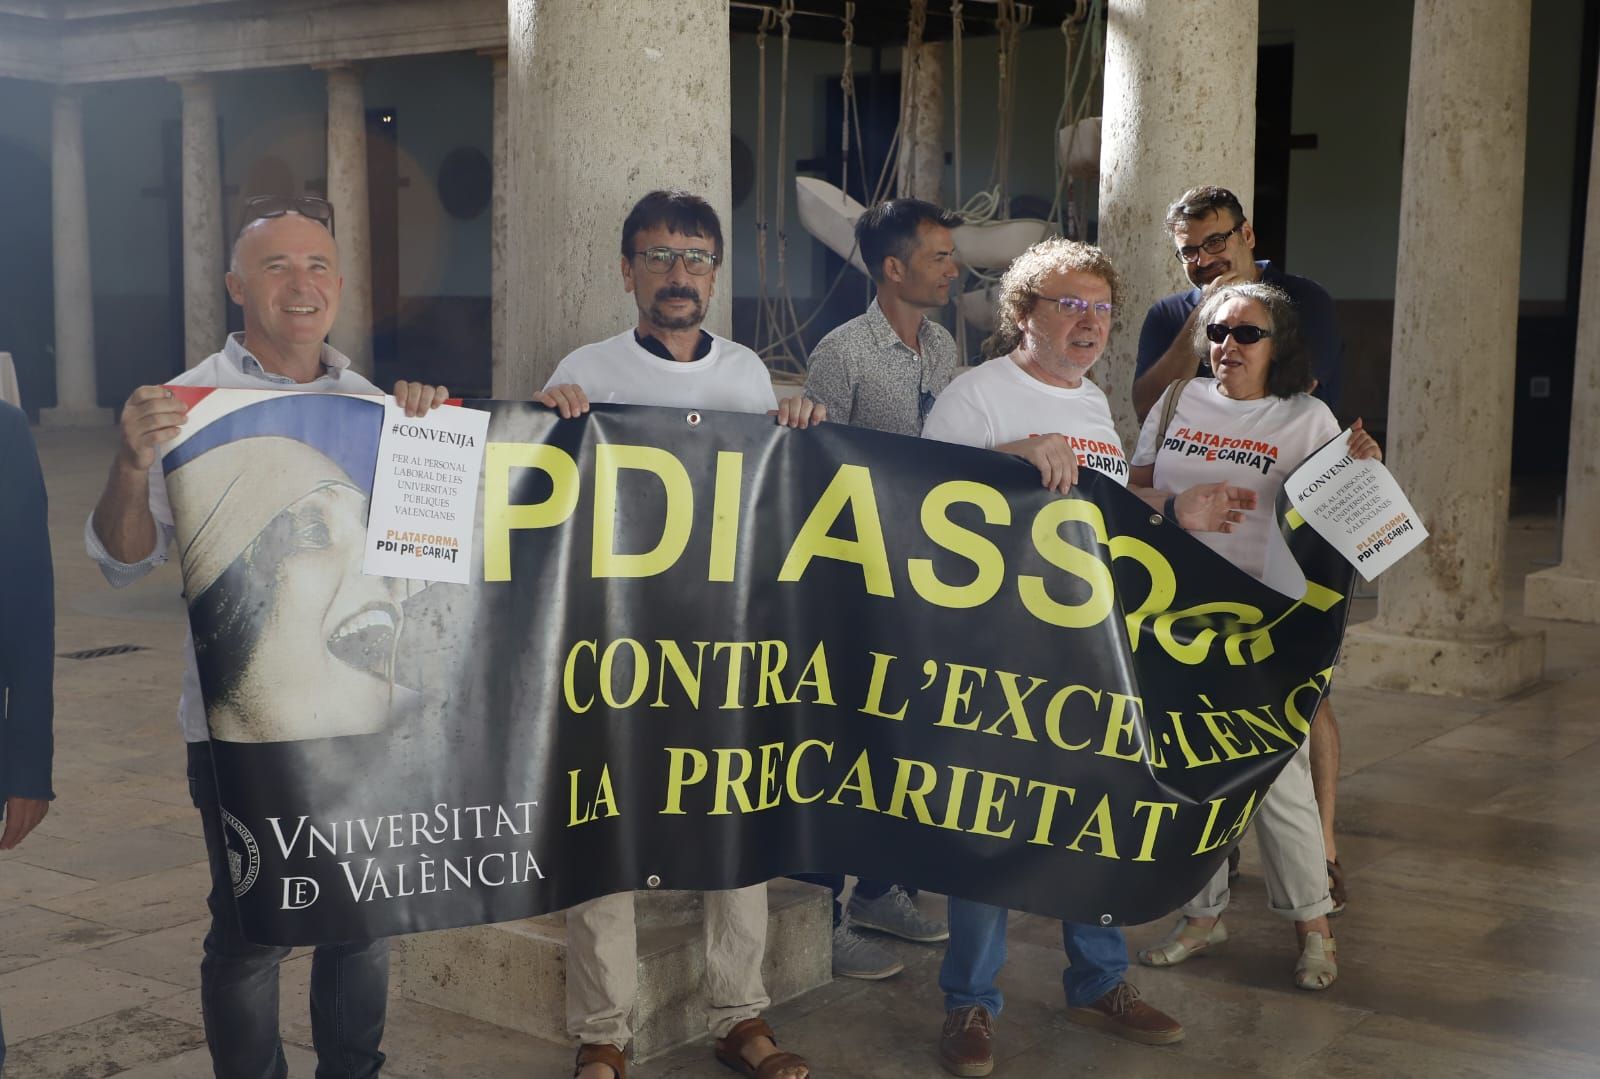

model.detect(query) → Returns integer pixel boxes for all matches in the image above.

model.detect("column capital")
[167,73,213,90]
[312,60,364,75]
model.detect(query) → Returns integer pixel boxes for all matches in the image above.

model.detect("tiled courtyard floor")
[5,425,1599,1077]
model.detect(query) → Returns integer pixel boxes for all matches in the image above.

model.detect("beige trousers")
[1184,738,1334,922]
[565,884,772,1049]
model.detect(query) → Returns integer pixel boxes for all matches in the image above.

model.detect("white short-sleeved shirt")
[547,330,778,414]
[921,355,1129,486]
[1132,378,1340,595]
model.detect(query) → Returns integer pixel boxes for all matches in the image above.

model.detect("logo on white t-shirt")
[1163,426,1280,475]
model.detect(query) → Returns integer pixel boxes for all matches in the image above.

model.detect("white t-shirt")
[547,330,778,414]
[921,355,1129,486]
[1132,378,1340,595]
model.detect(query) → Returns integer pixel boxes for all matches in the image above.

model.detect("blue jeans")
[189,742,389,1079]
[939,896,1128,1016]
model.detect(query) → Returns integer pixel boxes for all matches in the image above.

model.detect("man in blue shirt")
[1130,186,1349,916]
[1131,186,1343,422]
[0,399,55,1072]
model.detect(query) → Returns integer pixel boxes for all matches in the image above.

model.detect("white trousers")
[565,884,772,1049]
[1184,738,1333,922]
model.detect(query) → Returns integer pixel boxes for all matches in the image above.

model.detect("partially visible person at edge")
[534,188,818,1079]
[1130,281,1381,991]
[795,197,959,980]
[85,195,448,1079]
[1,400,56,1075]
[1132,184,1350,914]
[920,236,1259,1078]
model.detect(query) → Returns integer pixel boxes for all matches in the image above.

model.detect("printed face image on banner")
[165,395,421,744]
[165,390,1355,947]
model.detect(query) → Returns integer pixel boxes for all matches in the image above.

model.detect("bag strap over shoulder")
[1155,377,1195,452]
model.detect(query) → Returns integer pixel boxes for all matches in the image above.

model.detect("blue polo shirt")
[1135,261,1343,413]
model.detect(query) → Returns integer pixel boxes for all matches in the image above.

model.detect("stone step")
[392,880,832,1062]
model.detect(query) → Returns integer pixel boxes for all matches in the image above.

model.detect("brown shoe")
[939,1005,995,1077]
[1065,982,1184,1045]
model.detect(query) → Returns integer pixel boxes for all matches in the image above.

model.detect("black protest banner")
[161,389,1351,946]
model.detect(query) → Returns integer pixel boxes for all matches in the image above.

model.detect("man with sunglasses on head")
[535,189,818,1079]
[1131,186,1342,423]
[1131,186,1352,920]
[85,194,449,1079]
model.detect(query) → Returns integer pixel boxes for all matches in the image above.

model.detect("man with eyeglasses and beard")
[536,189,818,1079]
[1130,185,1352,922]
[1131,187,1343,423]
[86,195,448,1079]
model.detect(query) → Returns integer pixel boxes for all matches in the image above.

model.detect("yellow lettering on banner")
[970,771,1020,839]
[778,464,895,597]
[886,758,940,825]
[785,739,834,803]
[652,640,708,709]
[1043,684,1099,752]
[1064,793,1119,859]
[1023,780,1076,845]
[983,671,1044,742]
[708,451,743,582]
[827,749,879,811]
[755,640,792,707]
[1283,669,1333,735]
[563,640,597,713]
[1153,601,1264,666]
[1200,699,1260,761]
[1098,692,1148,763]
[1168,709,1222,767]
[710,748,756,816]
[598,638,648,709]
[482,443,579,581]
[568,765,618,824]
[1224,581,1346,665]
[793,641,836,706]
[1232,705,1297,751]
[1018,500,1115,629]
[939,766,975,830]
[1130,801,1178,861]
[861,651,909,720]
[1193,789,1259,854]
[1107,534,1178,648]
[592,445,693,578]
[661,748,708,815]
[755,741,785,810]
[935,663,988,731]
[712,641,758,709]
[907,481,1011,608]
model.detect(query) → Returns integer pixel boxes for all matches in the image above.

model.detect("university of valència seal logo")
[220,807,261,898]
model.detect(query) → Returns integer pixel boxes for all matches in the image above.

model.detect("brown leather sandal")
[714,1016,809,1079]
[574,1042,625,1079]
[1327,858,1348,916]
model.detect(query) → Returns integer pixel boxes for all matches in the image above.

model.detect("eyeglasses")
[241,195,336,237]
[1042,295,1115,319]
[1174,222,1243,263]
[1205,322,1272,345]
[634,246,719,276]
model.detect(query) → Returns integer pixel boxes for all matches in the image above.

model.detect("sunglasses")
[1205,322,1272,345]
[241,195,336,237]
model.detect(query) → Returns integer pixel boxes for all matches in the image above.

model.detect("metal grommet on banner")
[686,411,702,427]
[646,874,662,888]
[1099,913,1113,926]
[1148,513,1162,526]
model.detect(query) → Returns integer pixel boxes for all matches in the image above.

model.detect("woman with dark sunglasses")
[1126,282,1380,991]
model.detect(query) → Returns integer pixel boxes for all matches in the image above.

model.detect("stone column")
[1341,0,1543,697]
[488,49,509,398]
[1096,0,1256,445]
[1525,62,1600,623]
[897,41,944,203]
[175,75,225,368]
[505,0,731,399]
[42,88,110,427]
[323,64,373,378]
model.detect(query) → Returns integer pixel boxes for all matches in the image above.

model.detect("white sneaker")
[832,918,904,980]
[847,885,950,943]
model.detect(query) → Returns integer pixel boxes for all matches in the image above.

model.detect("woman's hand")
[1175,481,1258,532]
[1347,417,1382,461]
